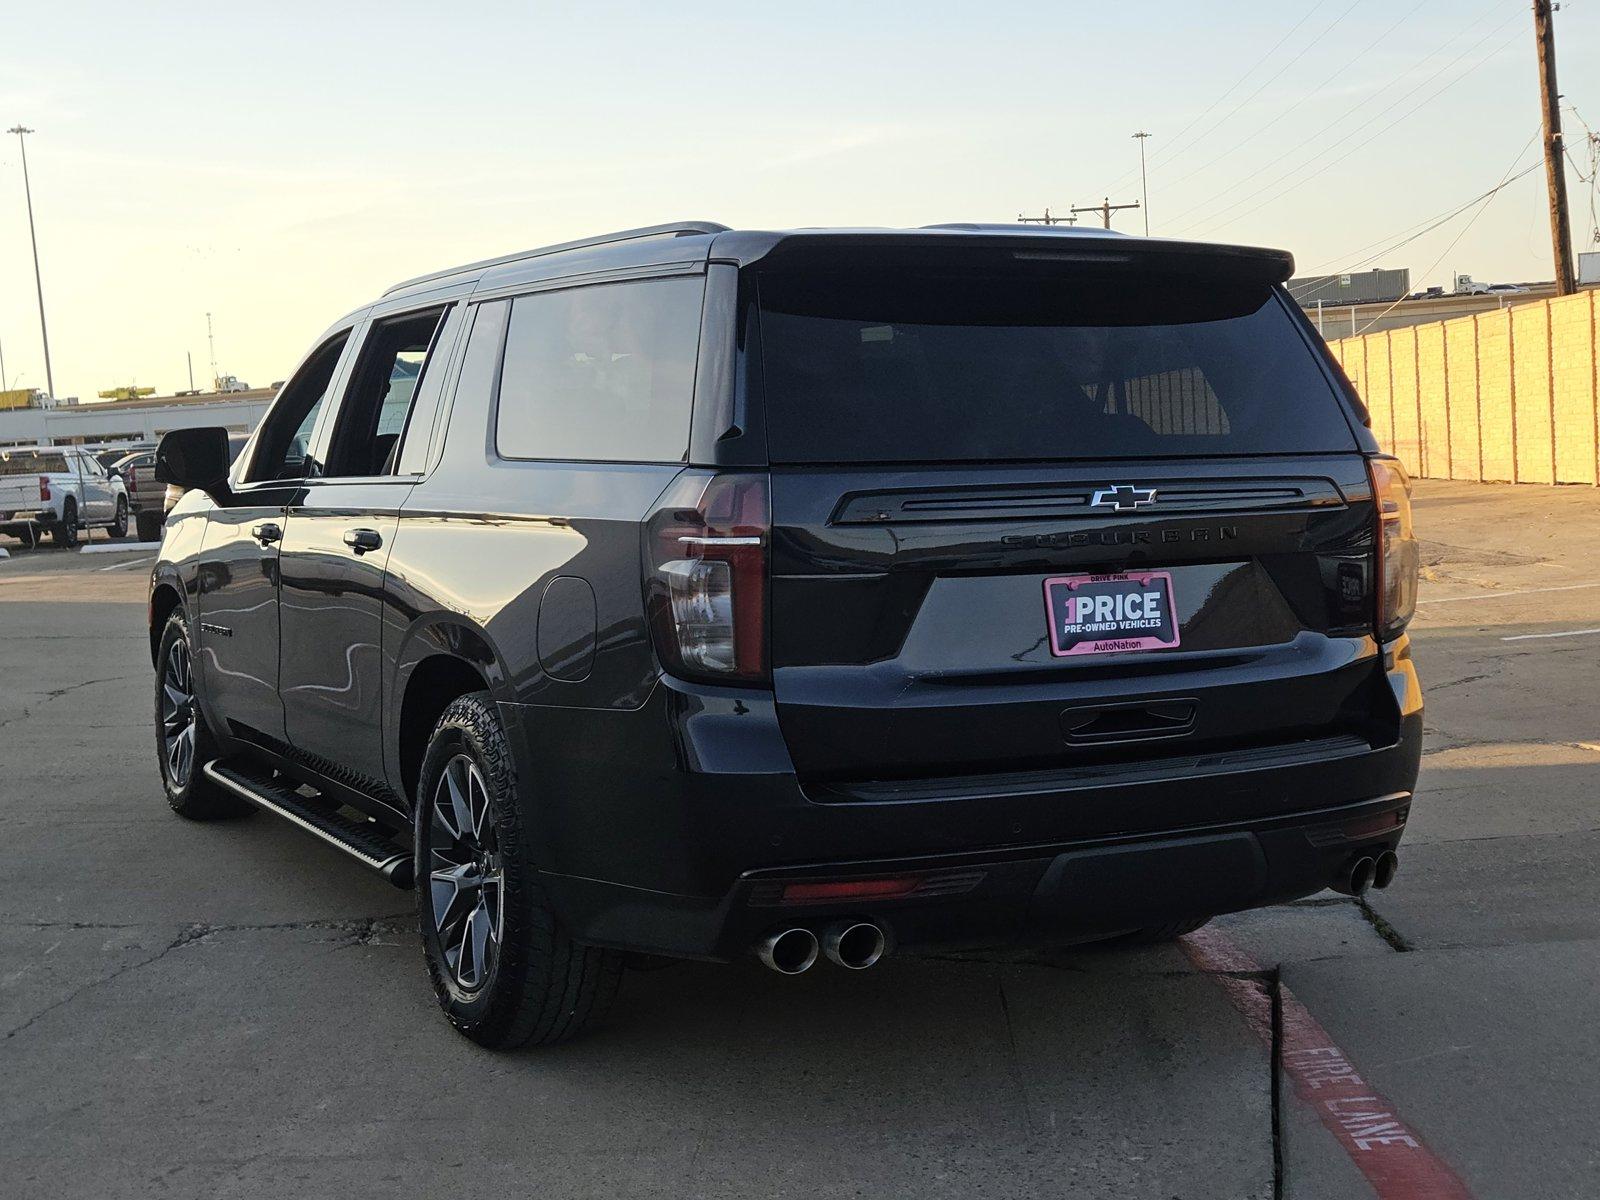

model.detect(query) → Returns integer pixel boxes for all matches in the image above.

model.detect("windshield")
[756,268,1358,464]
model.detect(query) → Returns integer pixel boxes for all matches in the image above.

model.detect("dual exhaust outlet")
[1331,849,1400,897]
[757,921,886,974]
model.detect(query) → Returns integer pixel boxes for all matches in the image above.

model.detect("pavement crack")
[1354,896,1413,952]
[37,676,132,703]
[1269,967,1284,1200]
[3,924,197,1043]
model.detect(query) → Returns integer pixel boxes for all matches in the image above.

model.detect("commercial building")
[0,388,274,448]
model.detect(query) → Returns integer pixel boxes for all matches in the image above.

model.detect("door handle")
[343,527,383,555]
[250,521,282,546]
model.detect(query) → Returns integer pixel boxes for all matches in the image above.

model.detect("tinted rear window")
[757,270,1357,463]
[0,451,68,474]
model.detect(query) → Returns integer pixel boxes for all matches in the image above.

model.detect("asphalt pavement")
[1,479,1596,1199]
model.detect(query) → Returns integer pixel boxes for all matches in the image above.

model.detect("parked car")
[0,444,129,547]
[112,449,165,541]
[148,221,1423,1048]
[94,443,155,473]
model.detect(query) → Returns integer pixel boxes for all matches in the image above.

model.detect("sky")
[1,0,1597,403]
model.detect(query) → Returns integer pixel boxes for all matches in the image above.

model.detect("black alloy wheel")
[153,610,249,820]
[426,753,504,993]
[160,635,198,790]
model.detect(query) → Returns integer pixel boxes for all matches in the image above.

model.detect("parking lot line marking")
[1499,627,1600,642]
[1183,926,1477,1200]
[95,556,155,572]
[1417,581,1600,605]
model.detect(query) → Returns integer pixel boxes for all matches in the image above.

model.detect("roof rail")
[383,221,731,297]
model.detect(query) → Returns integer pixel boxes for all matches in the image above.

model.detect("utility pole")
[1017,207,1077,226]
[187,351,195,392]
[1,333,7,391]
[8,125,54,400]
[1534,0,1576,295]
[1133,132,1152,235]
[206,312,218,387]
[1071,196,1141,230]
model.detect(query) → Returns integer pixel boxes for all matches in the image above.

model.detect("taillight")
[645,472,770,684]
[1369,457,1418,640]
[38,475,50,502]
[126,467,138,490]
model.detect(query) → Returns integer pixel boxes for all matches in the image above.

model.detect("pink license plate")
[1043,571,1180,657]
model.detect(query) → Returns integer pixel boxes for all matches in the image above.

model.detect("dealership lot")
[1,480,1597,1199]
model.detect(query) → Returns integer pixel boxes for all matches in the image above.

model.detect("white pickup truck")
[0,445,129,548]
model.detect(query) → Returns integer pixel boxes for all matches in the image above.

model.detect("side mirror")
[154,427,232,498]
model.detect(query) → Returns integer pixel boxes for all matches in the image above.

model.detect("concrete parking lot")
[1,479,1597,1199]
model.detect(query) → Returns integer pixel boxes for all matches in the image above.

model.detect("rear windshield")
[0,451,68,474]
[756,269,1358,463]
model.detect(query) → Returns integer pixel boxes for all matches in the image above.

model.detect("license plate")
[1043,571,1180,657]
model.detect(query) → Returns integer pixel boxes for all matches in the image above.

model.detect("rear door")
[753,255,1382,784]
[276,302,462,804]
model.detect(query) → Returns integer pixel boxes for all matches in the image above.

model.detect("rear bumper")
[543,790,1410,961]
[512,639,1423,961]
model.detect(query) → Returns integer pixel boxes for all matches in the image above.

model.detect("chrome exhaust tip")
[757,927,819,975]
[1373,850,1399,890]
[1331,855,1377,897]
[822,921,887,970]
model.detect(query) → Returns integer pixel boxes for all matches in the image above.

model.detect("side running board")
[203,759,414,889]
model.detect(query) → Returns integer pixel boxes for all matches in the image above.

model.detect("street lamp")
[8,125,55,400]
[1133,131,1152,236]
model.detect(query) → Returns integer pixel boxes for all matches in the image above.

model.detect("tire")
[154,610,251,820]
[415,692,623,1049]
[15,523,38,550]
[135,510,162,542]
[51,499,79,548]
[1107,917,1212,946]
[109,496,129,538]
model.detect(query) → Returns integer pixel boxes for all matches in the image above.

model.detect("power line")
[1086,1,1333,203]
[1295,148,1541,286]
[1290,140,1541,307]
[1171,4,1514,234]
[1139,0,1367,184]
[1154,0,1431,202]
[1352,133,1538,336]
[1173,8,1523,237]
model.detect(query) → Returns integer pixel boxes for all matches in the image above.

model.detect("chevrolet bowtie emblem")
[1090,485,1158,511]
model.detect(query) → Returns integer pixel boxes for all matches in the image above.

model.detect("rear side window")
[756,269,1357,463]
[495,276,705,462]
[0,451,68,474]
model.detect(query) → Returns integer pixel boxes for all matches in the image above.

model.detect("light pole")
[8,125,55,400]
[1133,131,1152,236]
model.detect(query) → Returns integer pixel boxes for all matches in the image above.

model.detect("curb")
[80,541,163,555]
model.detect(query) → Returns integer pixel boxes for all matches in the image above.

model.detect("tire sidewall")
[414,697,533,1034]
[111,496,128,537]
[55,500,78,548]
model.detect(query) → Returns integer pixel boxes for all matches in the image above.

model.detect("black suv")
[150,221,1422,1048]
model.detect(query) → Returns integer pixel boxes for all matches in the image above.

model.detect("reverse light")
[1369,457,1418,640]
[645,473,770,683]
